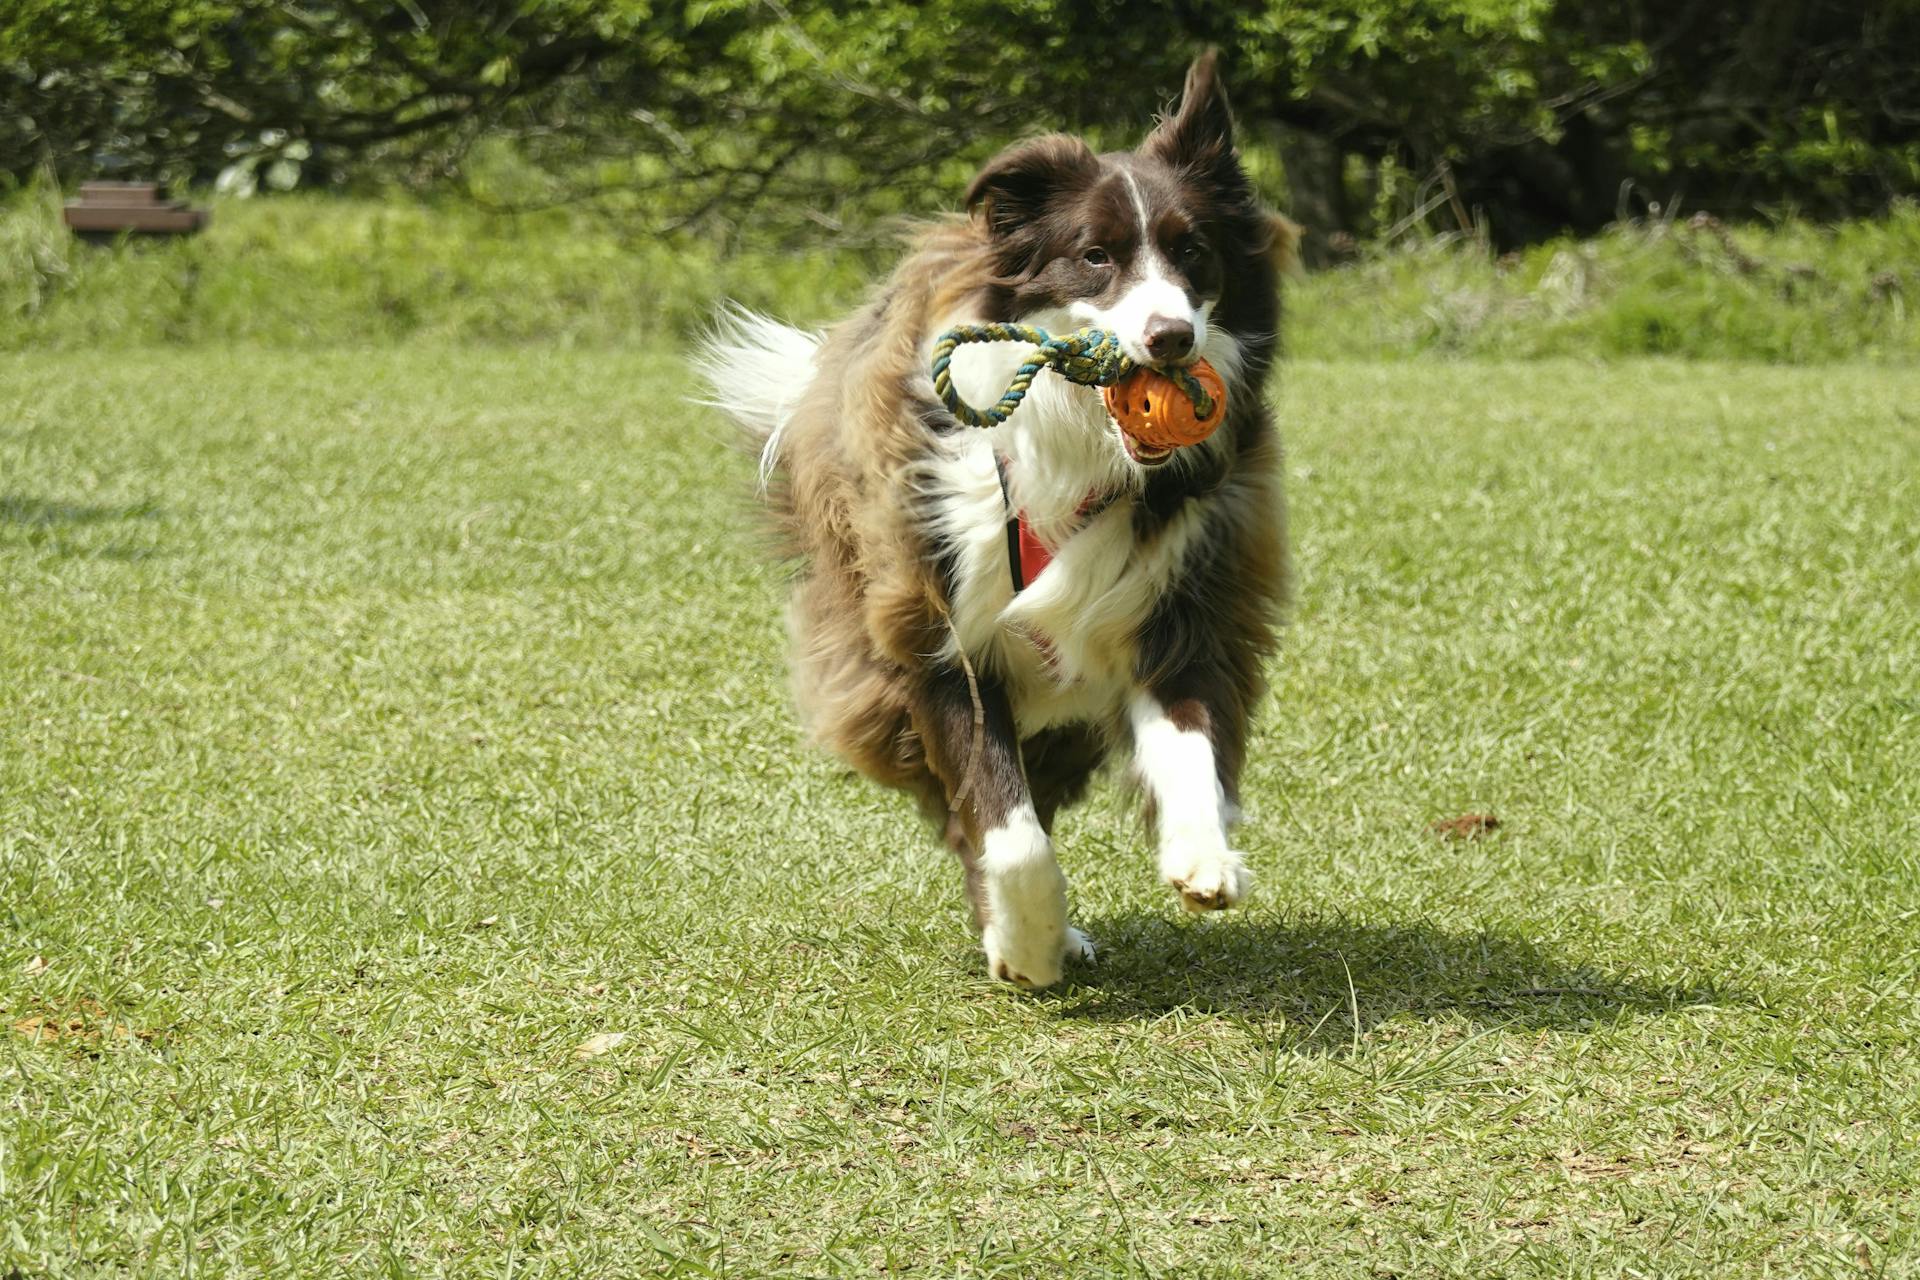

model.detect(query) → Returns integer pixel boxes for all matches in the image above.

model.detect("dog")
[702,51,1294,988]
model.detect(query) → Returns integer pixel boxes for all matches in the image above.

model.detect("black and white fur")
[703,51,1292,988]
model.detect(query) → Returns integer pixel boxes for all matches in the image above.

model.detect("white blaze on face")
[1071,169,1209,365]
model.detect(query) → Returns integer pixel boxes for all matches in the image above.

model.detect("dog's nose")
[1143,315,1195,362]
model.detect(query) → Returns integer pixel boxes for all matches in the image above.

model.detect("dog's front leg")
[1129,690,1251,912]
[915,666,1090,988]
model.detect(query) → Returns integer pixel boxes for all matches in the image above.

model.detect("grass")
[0,186,881,350]
[3,346,1918,1277]
[1287,208,1920,363]
[5,184,1918,361]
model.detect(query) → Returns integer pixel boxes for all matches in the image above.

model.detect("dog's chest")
[924,372,1206,734]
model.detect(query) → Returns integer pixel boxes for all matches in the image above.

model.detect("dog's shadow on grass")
[1,494,166,561]
[1054,911,1732,1051]
[0,495,161,527]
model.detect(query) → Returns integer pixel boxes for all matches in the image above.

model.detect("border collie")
[703,52,1295,988]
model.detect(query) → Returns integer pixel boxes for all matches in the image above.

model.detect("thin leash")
[930,595,987,806]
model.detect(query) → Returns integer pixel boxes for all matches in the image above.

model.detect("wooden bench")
[63,183,211,241]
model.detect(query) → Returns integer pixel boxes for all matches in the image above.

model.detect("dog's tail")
[694,305,822,492]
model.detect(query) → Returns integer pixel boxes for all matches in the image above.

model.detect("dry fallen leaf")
[474,916,499,929]
[11,999,153,1048]
[12,1015,71,1043]
[574,1031,627,1060]
[1429,813,1501,841]
[22,955,47,976]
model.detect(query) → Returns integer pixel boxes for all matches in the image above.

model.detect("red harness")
[993,454,1116,592]
[1012,515,1054,590]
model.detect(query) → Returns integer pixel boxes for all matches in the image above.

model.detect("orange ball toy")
[1101,358,1228,449]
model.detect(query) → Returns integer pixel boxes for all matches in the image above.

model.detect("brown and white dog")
[702,52,1293,988]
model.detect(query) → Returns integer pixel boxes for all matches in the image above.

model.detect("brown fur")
[738,51,1290,946]
[775,253,1280,868]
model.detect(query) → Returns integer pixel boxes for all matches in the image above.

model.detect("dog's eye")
[1082,247,1112,267]
[1180,240,1208,263]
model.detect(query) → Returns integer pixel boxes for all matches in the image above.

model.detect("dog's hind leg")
[913,666,1091,988]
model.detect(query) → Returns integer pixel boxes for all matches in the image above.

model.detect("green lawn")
[3,349,1917,1277]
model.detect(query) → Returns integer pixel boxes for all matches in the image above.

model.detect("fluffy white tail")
[694,305,822,490]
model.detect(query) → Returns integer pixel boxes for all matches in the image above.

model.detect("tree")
[5,1,1916,246]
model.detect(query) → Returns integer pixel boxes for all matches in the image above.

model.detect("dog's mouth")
[1117,426,1176,468]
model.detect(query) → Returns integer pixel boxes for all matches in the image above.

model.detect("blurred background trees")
[4,0,1917,254]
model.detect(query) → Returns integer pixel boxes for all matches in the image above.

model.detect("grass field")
[5,188,1918,362]
[4,348,1918,1276]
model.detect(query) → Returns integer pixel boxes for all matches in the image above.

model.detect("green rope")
[929,323,1215,429]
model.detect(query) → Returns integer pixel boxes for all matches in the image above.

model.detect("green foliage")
[1246,0,1920,239]
[0,187,883,349]
[1287,205,1920,363]
[0,0,1033,235]
[5,188,1915,363]
[4,1,1915,242]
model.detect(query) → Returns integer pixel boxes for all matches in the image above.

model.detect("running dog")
[702,51,1294,987]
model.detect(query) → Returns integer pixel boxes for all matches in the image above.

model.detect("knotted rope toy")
[930,323,1226,450]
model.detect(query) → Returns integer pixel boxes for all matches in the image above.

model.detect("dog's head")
[964,51,1279,465]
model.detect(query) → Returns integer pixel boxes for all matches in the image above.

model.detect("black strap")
[993,453,1024,592]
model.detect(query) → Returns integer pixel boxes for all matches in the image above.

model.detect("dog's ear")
[965,134,1098,237]
[1146,49,1236,172]
[1260,212,1306,278]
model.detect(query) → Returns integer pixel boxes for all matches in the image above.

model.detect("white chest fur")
[921,337,1212,734]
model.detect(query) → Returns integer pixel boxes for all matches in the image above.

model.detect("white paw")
[984,919,1093,988]
[1161,845,1250,913]
[979,807,1079,989]
[983,916,1066,988]
[1065,926,1097,966]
